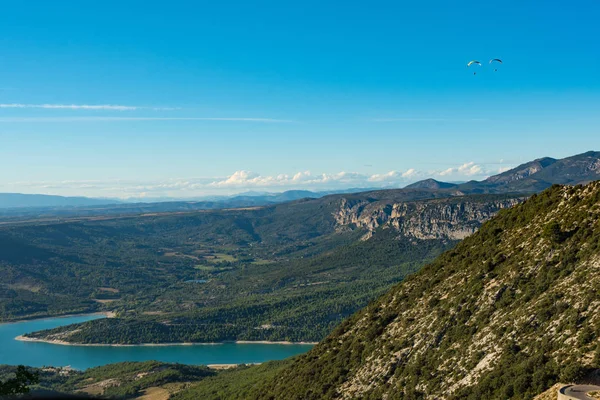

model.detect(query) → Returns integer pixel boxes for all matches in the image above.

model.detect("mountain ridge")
[2,151,598,220]
[0,193,122,209]
[406,151,600,195]
[242,181,600,399]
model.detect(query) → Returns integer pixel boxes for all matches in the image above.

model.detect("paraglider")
[467,60,482,75]
[466,59,504,75]
[489,58,503,72]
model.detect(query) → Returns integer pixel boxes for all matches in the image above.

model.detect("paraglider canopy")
[467,60,482,75]
[489,58,503,71]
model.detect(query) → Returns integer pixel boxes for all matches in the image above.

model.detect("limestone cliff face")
[333,196,523,240]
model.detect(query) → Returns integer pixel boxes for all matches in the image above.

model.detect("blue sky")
[1,0,599,198]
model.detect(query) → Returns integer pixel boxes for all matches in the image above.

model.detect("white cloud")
[208,171,371,188]
[438,162,483,177]
[402,168,417,178]
[0,117,294,123]
[5,162,514,199]
[211,171,261,187]
[458,161,482,175]
[0,103,184,111]
[439,167,454,177]
[292,171,312,181]
[368,171,400,182]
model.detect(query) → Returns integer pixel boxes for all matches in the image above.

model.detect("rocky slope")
[457,151,600,193]
[484,157,558,185]
[403,151,600,195]
[253,182,600,399]
[328,151,600,242]
[333,195,523,241]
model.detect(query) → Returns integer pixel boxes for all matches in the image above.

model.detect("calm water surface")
[0,315,313,370]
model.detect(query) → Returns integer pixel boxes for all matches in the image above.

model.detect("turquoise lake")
[0,315,313,370]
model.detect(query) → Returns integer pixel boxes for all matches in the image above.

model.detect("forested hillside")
[0,361,213,399]
[3,151,600,345]
[5,194,516,343]
[227,182,600,399]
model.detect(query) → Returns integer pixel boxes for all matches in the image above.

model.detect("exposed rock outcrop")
[334,196,523,240]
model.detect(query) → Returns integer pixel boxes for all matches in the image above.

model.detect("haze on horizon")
[1,0,599,199]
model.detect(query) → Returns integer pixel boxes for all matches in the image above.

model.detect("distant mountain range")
[223,188,381,204]
[407,150,600,194]
[0,193,122,209]
[1,151,598,220]
[0,188,379,212]
[123,188,377,204]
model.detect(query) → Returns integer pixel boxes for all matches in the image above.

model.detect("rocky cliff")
[333,195,523,241]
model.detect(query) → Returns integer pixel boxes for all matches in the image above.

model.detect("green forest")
[234,183,600,399]
[2,193,514,343]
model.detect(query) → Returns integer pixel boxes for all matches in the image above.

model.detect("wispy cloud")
[0,117,295,123]
[0,103,177,111]
[372,117,489,122]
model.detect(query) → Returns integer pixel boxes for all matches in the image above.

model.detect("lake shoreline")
[207,363,260,370]
[0,311,115,326]
[15,335,318,347]
[12,311,317,347]
[3,314,313,370]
